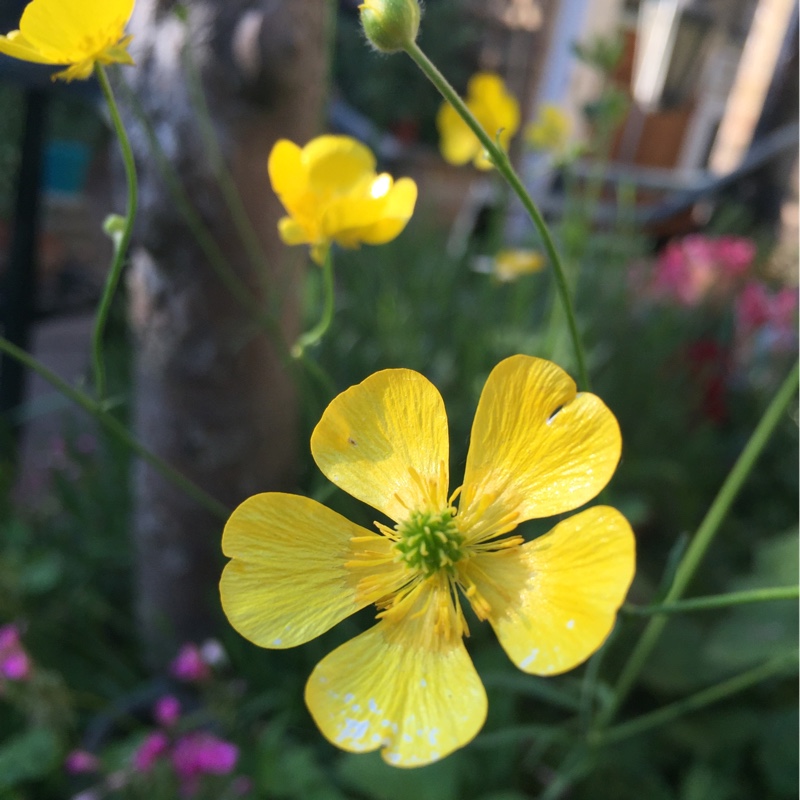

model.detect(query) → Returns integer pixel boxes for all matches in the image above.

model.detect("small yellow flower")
[436,72,520,170]
[221,355,635,767]
[268,135,418,265]
[493,249,545,282]
[0,0,135,82]
[525,104,571,152]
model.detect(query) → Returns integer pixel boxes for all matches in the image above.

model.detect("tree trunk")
[122,0,328,664]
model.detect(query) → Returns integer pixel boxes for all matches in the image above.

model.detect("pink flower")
[735,282,798,353]
[64,750,101,774]
[172,733,238,797]
[132,731,170,773]
[0,624,31,682]
[648,234,756,306]
[715,236,756,276]
[154,695,181,727]
[0,625,19,650]
[170,644,211,683]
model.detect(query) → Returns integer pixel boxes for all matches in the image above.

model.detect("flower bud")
[360,0,420,53]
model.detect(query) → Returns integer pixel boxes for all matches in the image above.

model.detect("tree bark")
[122,0,328,664]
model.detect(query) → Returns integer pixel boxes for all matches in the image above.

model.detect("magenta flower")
[64,750,101,774]
[170,644,211,683]
[132,731,170,772]
[154,695,182,727]
[0,624,31,682]
[172,732,238,796]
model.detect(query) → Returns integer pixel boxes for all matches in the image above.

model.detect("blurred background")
[0,0,797,798]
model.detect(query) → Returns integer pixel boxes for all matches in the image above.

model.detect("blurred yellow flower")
[493,249,545,282]
[525,104,571,152]
[0,0,134,82]
[268,135,418,265]
[437,72,520,170]
[221,355,635,767]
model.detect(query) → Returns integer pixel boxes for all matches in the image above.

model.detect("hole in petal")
[546,405,564,425]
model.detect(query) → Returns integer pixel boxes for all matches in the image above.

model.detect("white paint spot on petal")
[420,678,427,687]
[272,638,282,646]
[428,728,439,745]
[520,649,539,669]
[403,733,412,743]
[353,705,361,712]
[337,718,369,743]
[344,693,355,704]
[388,753,401,764]
[566,619,575,629]
[369,699,379,713]
[381,719,390,728]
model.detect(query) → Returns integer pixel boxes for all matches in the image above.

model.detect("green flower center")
[394,508,464,577]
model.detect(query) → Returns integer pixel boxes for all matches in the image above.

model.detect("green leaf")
[337,749,462,800]
[757,709,800,796]
[0,728,60,789]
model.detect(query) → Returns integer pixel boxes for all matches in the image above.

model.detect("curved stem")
[92,64,138,401]
[182,46,271,291]
[291,250,336,358]
[591,653,796,749]
[0,336,229,520]
[403,41,590,391]
[623,585,799,615]
[597,361,799,728]
[115,77,282,344]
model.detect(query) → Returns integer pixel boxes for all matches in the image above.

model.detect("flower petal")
[0,30,58,63]
[311,369,450,524]
[268,139,306,210]
[324,177,418,248]
[303,135,377,194]
[220,493,385,648]
[459,355,621,539]
[461,506,635,675]
[277,216,310,246]
[437,102,479,166]
[305,580,487,767]
[20,0,133,62]
[357,177,418,245]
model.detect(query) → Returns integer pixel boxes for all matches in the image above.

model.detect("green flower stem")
[92,64,138,401]
[481,672,580,711]
[291,250,336,358]
[472,723,572,750]
[623,585,799,616]
[590,653,796,749]
[598,361,799,728]
[182,47,271,291]
[116,78,281,342]
[0,335,229,521]
[403,41,590,391]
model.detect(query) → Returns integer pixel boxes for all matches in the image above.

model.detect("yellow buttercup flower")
[437,72,520,170]
[268,135,418,265]
[0,0,135,82]
[493,249,545,282]
[221,355,635,767]
[525,104,571,152]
